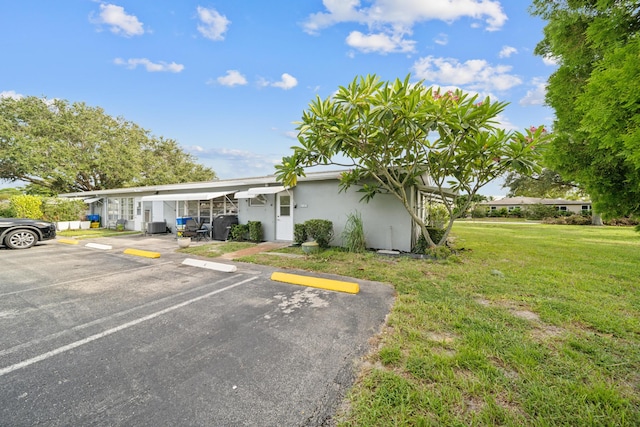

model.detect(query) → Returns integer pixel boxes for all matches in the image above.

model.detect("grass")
[178,241,256,257]
[57,229,141,239]
[238,222,640,426]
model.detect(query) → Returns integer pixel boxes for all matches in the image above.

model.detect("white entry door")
[276,192,293,241]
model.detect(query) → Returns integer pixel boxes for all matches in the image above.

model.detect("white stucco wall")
[291,181,413,252]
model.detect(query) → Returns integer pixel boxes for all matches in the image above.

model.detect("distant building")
[479,197,592,214]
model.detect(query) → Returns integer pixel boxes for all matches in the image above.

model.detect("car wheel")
[4,229,38,249]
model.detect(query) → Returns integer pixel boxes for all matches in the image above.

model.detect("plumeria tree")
[276,75,549,249]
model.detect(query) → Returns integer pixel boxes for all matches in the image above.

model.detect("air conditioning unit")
[147,221,167,234]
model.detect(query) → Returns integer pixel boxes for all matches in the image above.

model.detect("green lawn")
[241,222,640,426]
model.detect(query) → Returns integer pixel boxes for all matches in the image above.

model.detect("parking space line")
[0,276,259,377]
[0,274,243,359]
[0,262,175,297]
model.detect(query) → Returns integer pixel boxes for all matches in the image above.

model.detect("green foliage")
[41,198,87,221]
[304,219,334,248]
[276,74,550,247]
[9,194,43,219]
[531,1,640,219]
[247,221,263,242]
[524,203,560,220]
[504,168,580,198]
[293,223,307,245]
[0,96,216,193]
[425,203,449,228]
[342,211,366,253]
[229,224,249,241]
[413,228,447,253]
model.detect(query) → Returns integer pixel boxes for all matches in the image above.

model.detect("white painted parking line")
[0,274,242,359]
[0,262,174,297]
[0,276,258,377]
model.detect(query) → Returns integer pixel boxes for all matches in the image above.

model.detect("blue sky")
[1,1,555,195]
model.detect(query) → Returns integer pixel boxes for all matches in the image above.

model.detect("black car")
[0,218,57,249]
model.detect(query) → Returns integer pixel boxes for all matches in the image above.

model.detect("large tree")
[276,75,549,248]
[0,96,216,194]
[503,168,580,198]
[531,0,640,218]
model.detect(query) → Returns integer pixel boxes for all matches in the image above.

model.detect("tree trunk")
[592,213,603,226]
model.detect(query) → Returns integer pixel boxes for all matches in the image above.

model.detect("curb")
[182,258,237,272]
[123,248,161,259]
[58,239,79,245]
[270,272,359,294]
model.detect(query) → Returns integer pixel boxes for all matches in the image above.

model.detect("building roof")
[59,169,347,198]
[480,197,591,206]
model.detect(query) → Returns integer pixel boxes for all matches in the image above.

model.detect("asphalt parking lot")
[0,236,394,426]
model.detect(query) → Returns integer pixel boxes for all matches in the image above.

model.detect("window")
[507,206,515,212]
[557,206,567,211]
[490,206,497,211]
[582,205,591,211]
[107,197,134,221]
[249,195,266,207]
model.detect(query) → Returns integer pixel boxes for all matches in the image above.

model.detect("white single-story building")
[60,170,444,252]
[479,197,592,214]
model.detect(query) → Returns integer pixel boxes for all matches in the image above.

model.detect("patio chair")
[182,218,199,238]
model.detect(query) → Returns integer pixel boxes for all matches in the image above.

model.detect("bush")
[304,219,334,248]
[41,198,87,221]
[9,195,43,219]
[294,223,307,245]
[470,206,487,218]
[247,221,263,242]
[342,211,366,253]
[412,228,447,253]
[524,203,558,220]
[229,224,249,241]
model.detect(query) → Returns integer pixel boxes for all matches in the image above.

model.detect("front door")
[276,192,293,241]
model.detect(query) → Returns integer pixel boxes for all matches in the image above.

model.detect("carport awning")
[235,186,288,199]
[83,197,103,204]
[140,190,236,202]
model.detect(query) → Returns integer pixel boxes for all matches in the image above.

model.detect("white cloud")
[91,4,144,37]
[269,73,298,90]
[542,54,559,66]
[346,31,415,54]
[434,33,448,46]
[196,6,230,41]
[303,0,507,36]
[519,78,547,106]
[412,56,522,92]
[0,91,23,100]
[498,45,517,58]
[216,70,247,87]
[114,58,184,73]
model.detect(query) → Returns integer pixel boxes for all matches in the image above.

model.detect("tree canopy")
[0,96,216,194]
[276,75,549,248]
[503,168,580,199]
[531,0,640,218]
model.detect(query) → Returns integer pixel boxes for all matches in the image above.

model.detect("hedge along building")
[59,169,443,252]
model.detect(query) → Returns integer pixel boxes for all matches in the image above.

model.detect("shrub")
[412,228,447,253]
[229,224,249,241]
[41,198,87,221]
[304,219,334,248]
[247,221,263,242]
[471,206,487,218]
[294,223,307,245]
[426,203,449,228]
[9,195,43,219]
[342,211,366,253]
[524,203,558,220]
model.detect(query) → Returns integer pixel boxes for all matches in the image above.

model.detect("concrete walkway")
[217,241,292,260]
